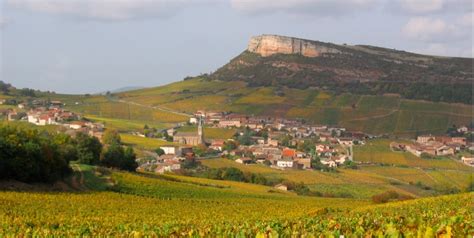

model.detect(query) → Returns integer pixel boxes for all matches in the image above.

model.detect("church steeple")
[198,115,204,144]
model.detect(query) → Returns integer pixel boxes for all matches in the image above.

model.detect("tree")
[237,130,252,146]
[76,133,102,165]
[101,144,137,171]
[122,146,138,171]
[0,125,72,183]
[155,148,165,156]
[222,167,244,181]
[103,130,121,145]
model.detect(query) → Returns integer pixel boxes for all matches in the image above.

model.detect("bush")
[372,190,414,204]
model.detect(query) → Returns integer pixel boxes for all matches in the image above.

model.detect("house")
[436,146,455,156]
[451,137,467,146]
[160,146,179,155]
[17,103,26,109]
[189,117,198,124]
[276,158,294,168]
[209,140,225,151]
[282,148,296,159]
[235,157,252,164]
[417,135,435,144]
[294,158,311,169]
[69,121,86,129]
[406,144,423,157]
[461,157,474,166]
[274,184,288,191]
[155,161,181,174]
[50,101,63,107]
[457,126,469,133]
[267,138,279,147]
[218,119,241,128]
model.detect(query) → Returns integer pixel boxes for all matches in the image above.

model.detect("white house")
[461,157,474,166]
[189,117,198,124]
[276,159,294,168]
[160,146,179,155]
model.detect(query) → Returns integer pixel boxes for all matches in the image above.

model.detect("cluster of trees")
[0,124,138,183]
[99,130,138,172]
[200,167,269,185]
[0,125,76,183]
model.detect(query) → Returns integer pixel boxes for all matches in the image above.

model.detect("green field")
[0,165,472,236]
[177,126,237,140]
[121,134,179,150]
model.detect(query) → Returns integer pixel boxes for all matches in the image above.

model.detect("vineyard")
[0,169,472,237]
[109,78,472,136]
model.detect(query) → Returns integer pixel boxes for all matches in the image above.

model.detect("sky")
[0,0,473,94]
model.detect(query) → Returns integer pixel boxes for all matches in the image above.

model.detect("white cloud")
[231,0,376,16]
[394,0,472,14]
[396,0,444,14]
[402,17,457,42]
[6,0,216,21]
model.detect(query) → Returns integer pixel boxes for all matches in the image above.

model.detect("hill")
[211,34,473,104]
[114,78,472,137]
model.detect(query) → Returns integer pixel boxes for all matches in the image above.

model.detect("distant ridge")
[211,34,473,104]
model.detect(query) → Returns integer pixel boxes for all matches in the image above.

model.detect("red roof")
[282,148,296,158]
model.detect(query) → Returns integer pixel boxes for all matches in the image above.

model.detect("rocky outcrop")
[248,34,341,57]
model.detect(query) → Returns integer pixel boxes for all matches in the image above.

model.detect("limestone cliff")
[247,34,341,57]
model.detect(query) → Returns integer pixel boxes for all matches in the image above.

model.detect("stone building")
[173,116,204,146]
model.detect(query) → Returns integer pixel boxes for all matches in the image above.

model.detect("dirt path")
[112,98,192,117]
[343,110,398,122]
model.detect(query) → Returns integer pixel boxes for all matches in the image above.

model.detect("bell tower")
[198,115,204,144]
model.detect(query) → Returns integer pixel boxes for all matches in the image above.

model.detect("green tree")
[76,133,102,165]
[155,148,165,156]
[101,144,137,171]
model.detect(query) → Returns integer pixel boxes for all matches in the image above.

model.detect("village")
[138,110,474,173]
[3,100,473,173]
[1,99,106,140]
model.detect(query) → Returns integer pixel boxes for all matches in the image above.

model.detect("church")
[173,117,205,146]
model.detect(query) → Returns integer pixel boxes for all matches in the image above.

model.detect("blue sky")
[1,0,472,94]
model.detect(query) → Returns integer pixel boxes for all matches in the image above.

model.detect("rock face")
[248,34,340,57]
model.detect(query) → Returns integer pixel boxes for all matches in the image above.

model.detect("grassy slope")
[111,78,472,137]
[0,167,471,236]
